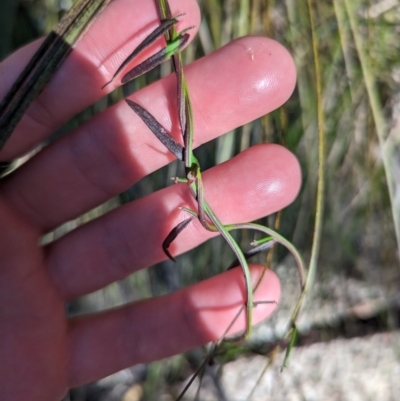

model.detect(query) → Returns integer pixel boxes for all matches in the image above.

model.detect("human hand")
[0,0,300,400]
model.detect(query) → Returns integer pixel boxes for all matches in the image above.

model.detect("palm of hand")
[0,0,300,400]
[1,206,67,399]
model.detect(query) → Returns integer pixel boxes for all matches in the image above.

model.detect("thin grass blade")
[0,0,112,150]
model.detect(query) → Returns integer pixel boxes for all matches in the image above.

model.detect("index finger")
[0,0,200,161]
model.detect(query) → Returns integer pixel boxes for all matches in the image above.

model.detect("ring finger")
[46,143,301,300]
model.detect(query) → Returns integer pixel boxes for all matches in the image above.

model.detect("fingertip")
[230,36,297,114]
[188,36,297,145]
[253,143,302,209]
[187,265,281,341]
[203,143,301,223]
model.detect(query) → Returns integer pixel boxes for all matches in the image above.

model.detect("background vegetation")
[1,0,399,400]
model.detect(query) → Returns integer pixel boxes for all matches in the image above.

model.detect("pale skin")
[0,0,301,400]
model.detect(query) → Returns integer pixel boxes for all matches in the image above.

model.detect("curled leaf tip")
[162,216,196,261]
[163,247,177,262]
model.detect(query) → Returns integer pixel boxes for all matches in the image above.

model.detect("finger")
[2,37,297,231]
[67,265,280,387]
[46,144,301,300]
[0,0,200,160]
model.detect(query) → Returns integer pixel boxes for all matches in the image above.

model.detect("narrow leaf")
[121,33,189,84]
[125,99,184,160]
[101,17,179,89]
